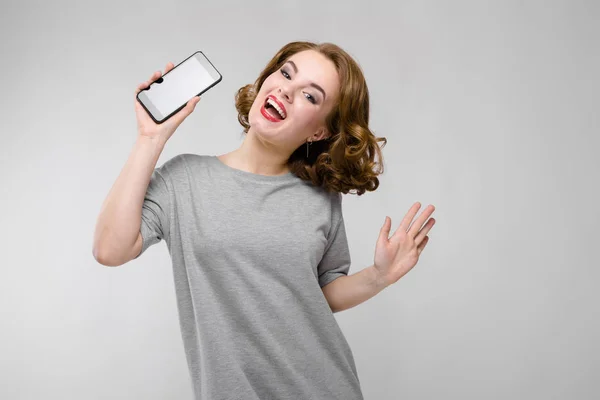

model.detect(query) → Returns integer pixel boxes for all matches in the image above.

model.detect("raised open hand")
[374,202,436,287]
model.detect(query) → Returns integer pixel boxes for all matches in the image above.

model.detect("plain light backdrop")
[1,0,598,399]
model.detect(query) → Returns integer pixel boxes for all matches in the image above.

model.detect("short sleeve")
[317,193,351,288]
[134,155,181,259]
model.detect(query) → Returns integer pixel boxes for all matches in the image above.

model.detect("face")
[247,50,340,151]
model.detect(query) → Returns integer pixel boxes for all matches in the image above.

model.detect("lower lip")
[260,104,283,123]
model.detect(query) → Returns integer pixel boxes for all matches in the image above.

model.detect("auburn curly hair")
[235,41,387,196]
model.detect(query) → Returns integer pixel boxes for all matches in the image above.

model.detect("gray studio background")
[1,0,598,399]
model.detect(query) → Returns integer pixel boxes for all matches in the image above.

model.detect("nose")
[278,86,292,103]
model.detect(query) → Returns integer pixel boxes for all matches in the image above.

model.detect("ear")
[314,127,330,141]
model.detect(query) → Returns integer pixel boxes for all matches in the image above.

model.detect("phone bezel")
[136,51,222,124]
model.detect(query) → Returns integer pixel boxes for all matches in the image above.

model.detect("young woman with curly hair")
[230,41,386,195]
[94,40,436,400]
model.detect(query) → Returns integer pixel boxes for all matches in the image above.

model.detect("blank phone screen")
[137,52,221,122]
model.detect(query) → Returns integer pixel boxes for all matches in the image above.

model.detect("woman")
[93,41,435,400]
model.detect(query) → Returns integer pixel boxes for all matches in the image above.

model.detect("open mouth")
[261,95,287,122]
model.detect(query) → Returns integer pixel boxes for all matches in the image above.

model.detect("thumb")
[172,96,200,124]
[379,216,391,243]
[186,96,200,112]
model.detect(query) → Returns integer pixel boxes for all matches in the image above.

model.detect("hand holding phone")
[134,62,201,145]
[134,51,222,144]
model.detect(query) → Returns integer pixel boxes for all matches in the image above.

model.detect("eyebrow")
[285,60,327,101]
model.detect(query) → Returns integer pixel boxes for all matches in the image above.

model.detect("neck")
[226,130,292,176]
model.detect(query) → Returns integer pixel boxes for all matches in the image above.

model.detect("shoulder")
[300,181,342,208]
[156,153,211,177]
[323,190,343,211]
[329,191,344,222]
[309,188,344,227]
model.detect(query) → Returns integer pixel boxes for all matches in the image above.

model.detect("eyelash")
[281,69,316,104]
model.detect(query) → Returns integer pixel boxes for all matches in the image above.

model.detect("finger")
[135,81,148,95]
[414,218,435,246]
[150,69,162,80]
[409,205,435,238]
[392,202,421,239]
[378,216,392,243]
[135,63,173,95]
[184,96,201,112]
[135,70,162,95]
[417,236,429,256]
[170,96,201,125]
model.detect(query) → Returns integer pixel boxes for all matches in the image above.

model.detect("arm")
[92,137,165,266]
[321,264,388,313]
[322,203,437,313]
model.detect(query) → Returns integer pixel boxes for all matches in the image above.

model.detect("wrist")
[369,265,389,291]
[135,135,165,155]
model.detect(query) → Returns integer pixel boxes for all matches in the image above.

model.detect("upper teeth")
[267,98,286,119]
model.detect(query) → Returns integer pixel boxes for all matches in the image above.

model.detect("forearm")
[322,265,388,313]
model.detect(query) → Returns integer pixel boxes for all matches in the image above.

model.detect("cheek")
[250,89,266,114]
[258,76,277,94]
[297,104,322,125]
[250,82,274,111]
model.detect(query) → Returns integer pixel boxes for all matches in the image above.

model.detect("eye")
[304,93,316,104]
[281,68,317,104]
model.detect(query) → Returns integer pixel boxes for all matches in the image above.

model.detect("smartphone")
[136,51,222,124]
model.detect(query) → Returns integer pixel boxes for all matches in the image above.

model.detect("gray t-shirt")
[135,153,363,400]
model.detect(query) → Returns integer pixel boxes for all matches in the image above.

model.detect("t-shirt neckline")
[210,155,297,183]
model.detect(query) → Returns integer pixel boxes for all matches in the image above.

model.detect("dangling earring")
[306,139,313,158]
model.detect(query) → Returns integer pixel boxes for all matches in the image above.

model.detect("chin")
[249,111,282,134]
[247,114,265,133]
